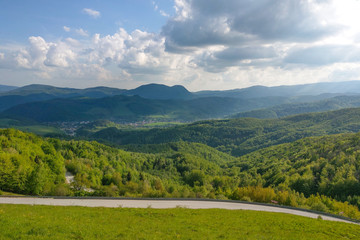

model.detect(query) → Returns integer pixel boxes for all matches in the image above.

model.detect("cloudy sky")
[1,0,360,91]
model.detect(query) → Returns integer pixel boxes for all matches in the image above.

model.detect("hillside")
[2,84,126,97]
[2,129,360,219]
[89,107,360,156]
[231,132,360,207]
[0,84,17,92]
[124,83,193,99]
[2,94,295,122]
[0,85,126,111]
[0,129,228,197]
[195,81,360,99]
[4,82,360,121]
[233,95,360,119]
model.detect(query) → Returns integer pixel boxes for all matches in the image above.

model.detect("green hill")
[88,107,360,156]
[195,81,360,99]
[231,132,360,206]
[0,129,227,197]
[124,83,193,99]
[2,94,293,122]
[0,84,17,92]
[2,128,360,219]
[0,85,126,111]
[233,95,360,119]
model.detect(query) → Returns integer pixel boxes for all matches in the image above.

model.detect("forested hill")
[195,80,360,98]
[89,107,360,156]
[0,129,230,197]
[0,85,17,93]
[232,95,360,119]
[2,129,360,219]
[233,132,360,204]
[2,94,291,122]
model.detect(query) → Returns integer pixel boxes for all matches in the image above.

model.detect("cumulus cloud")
[75,28,89,37]
[62,26,89,37]
[162,0,338,51]
[83,8,101,18]
[152,1,170,18]
[285,45,360,66]
[63,26,71,32]
[193,46,279,72]
[159,10,169,17]
[2,1,360,90]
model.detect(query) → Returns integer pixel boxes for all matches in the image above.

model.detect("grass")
[0,118,64,136]
[143,122,184,127]
[0,204,359,239]
[0,191,23,196]
[15,125,64,136]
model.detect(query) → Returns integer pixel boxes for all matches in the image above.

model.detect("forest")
[2,128,360,219]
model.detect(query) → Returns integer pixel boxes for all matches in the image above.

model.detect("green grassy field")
[0,118,64,136]
[0,204,359,239]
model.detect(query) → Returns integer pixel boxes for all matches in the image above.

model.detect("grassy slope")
[0,204,359,239]
[0,118,64,136]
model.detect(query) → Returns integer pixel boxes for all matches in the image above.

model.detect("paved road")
[0,197,357,224]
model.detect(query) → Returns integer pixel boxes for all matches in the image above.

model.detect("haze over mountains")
[2,81,360,124]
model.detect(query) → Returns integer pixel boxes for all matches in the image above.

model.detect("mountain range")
[3,81,360,219]
[2,81,360,125]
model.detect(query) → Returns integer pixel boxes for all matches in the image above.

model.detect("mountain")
[0,84,192,112]
[232,95,360,119]
[195,81,360,99]
[123,83,193,100]
[88,107,360,156]
[2,84,126,98]
[2,94,299,123]
[0,85,128,111]
[4,81,360,121]
[0,84,17,93]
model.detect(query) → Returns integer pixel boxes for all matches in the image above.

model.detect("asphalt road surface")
[0,197,357,224]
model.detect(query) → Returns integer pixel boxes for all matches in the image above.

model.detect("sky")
[1,0,360,91]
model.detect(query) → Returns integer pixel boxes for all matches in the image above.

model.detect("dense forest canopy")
[2,128,360,219]
[87,108,360,156]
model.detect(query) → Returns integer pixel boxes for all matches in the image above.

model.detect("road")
[0,197,357,224]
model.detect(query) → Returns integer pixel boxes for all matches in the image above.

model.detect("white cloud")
[63,26,71,32]
[3,1,360,90]
[75,28,89,37]
[160,10,169,17]
[152,1,170,17]
[44,42,76,67]
[82,8,101,18]
[152,1,158,10]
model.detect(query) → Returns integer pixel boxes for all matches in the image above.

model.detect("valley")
[3,82,360,223]
[3,2,360,238]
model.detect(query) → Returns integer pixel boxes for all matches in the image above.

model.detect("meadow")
[0,204,359,239]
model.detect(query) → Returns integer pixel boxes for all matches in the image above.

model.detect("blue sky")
[0,0,173,43]
[1,0,360,91]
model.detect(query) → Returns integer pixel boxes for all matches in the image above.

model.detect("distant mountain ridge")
[232,95,360,119]
[124,83,193,99]
[3,84,126,97]
[1,95,290,122]
[3,81,360,121]
[195,81,360,99]
[0,84,18,92]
